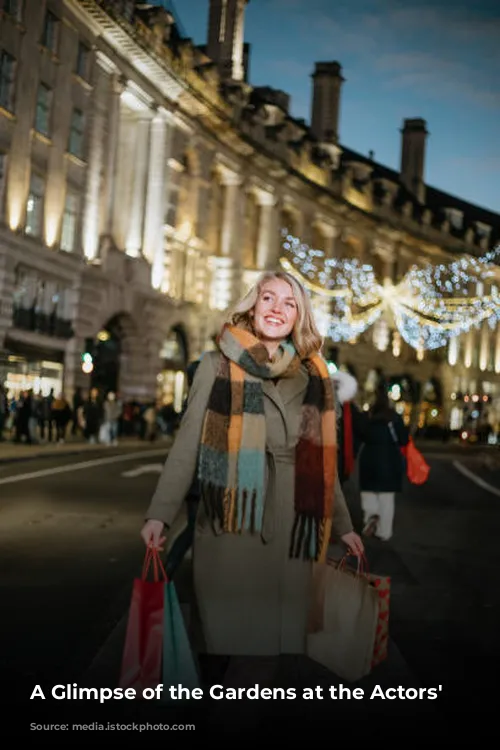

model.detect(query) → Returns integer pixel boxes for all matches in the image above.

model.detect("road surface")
[1,443,498,726]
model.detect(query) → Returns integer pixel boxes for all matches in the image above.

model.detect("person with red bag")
[359,384,409,541]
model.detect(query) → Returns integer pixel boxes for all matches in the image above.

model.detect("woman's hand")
[340,531,364,557]
[141,519,166,550]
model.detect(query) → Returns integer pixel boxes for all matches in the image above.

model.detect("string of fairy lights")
[280,231,500,351]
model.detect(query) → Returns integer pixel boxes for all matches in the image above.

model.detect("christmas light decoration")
[280,230,500,351]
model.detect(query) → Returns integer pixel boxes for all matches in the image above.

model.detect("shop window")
[60,191,79,252]
[0,49,16,112]
[25,173,45,237]
[0,152,6,212]
[35,82,52,137]
[41,10,59,54]
[164,160,183,229]
[68,108,85,159]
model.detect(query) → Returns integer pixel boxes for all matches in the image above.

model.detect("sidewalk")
[0,435,171,463]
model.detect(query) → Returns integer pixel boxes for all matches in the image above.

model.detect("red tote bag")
[119,546,167,695]
[389,423,430,486]
[401,437,430,485]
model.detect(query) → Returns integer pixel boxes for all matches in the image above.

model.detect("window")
[35,83,52,137]
[76,42,90,80]
[0,50,16,112]
[25,173,45,237]
[0,152,7,210]
[2,0,23,21]
[68,108,85,159]
[60,191,79,252]
[41,10,59,53]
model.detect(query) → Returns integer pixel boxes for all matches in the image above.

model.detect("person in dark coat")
[359,384,409,541]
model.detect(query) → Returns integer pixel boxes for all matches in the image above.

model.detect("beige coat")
[146,351,354,656]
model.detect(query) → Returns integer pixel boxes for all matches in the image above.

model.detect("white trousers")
[361,491,395,540]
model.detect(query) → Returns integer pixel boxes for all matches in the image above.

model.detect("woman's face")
[252,278,298,345]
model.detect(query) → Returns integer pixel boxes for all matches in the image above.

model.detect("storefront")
[0,351,64,399]
[156,326,189,412]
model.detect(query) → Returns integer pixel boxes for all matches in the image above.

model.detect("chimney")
[311,61,345,144]
[206,0,249,82]
[400,118,428,203]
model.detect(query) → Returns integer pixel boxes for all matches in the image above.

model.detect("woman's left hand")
[340,531,364,557]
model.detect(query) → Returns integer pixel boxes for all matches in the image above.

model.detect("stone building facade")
[0,0,499,433]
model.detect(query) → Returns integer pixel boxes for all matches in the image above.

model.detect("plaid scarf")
[198,325,337,562]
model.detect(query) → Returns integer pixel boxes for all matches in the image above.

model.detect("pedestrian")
[141,270,364,688]
[51,393,72,443]
[331,369,365,486]
[358,384,409,541]
[102,391,122,445]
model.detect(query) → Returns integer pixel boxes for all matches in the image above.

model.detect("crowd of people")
[0,382,179,446]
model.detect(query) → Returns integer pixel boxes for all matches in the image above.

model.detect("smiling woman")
[141,269,364,688]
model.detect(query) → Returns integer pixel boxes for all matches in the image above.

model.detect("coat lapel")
[261,366,309,434]
[278,365,309,406]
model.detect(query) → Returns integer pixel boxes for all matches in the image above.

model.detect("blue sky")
[171,0,499,214]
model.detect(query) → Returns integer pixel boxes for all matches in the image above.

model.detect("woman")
[141,271,363,681]
[359,384,409,541]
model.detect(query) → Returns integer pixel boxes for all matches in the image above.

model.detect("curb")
[0,440,171,465]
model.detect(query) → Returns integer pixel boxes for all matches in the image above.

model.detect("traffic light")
[81,338,94,374]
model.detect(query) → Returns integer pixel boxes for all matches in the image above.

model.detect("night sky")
[171,0,499,214]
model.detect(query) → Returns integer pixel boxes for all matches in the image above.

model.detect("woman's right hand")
[141,519,166,550]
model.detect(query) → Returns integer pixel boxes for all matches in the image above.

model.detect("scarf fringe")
[289,513,328,561]
[201,483,263,534]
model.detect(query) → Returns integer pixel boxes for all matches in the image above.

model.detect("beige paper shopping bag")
[307,559,379,683]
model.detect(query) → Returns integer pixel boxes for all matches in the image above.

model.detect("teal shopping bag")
[161,580,200,701]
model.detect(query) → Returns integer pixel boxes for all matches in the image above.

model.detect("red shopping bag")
[118,546,167,694]
[402,437,430,485]
[370,574,391,667]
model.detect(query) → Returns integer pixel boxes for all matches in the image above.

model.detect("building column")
[83,53,115,261]
[255,190,277,270]
[125,116,151,257]
[219,169,242,258]
[479,322,490,372]
[145,109,174,288]
[495,325,500,374]
[101,70,124,237]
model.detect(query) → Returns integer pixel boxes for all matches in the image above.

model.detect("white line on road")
[453,460,500,498]
[121,464,164,477]
[0,450,168,486]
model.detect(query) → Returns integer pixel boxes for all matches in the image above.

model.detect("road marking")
[0,450,168,486]
[122,464,163,477]
[453,460,500,498]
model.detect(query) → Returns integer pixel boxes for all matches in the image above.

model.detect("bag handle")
[335,551,370,577]
[142,544,168,583]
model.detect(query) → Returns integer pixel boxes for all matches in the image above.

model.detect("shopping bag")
[99,422,110,444]
[118,546,167,695]
[402,437,430,485]
[369,574,391,667]
[307,555,379,682]
[161,579,200,701]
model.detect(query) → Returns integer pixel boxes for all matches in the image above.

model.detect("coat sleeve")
[394,413,410,447]
[331,473,354,538]
[144,352,218,527]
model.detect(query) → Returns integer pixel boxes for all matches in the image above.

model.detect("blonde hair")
[226,270,323,359]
